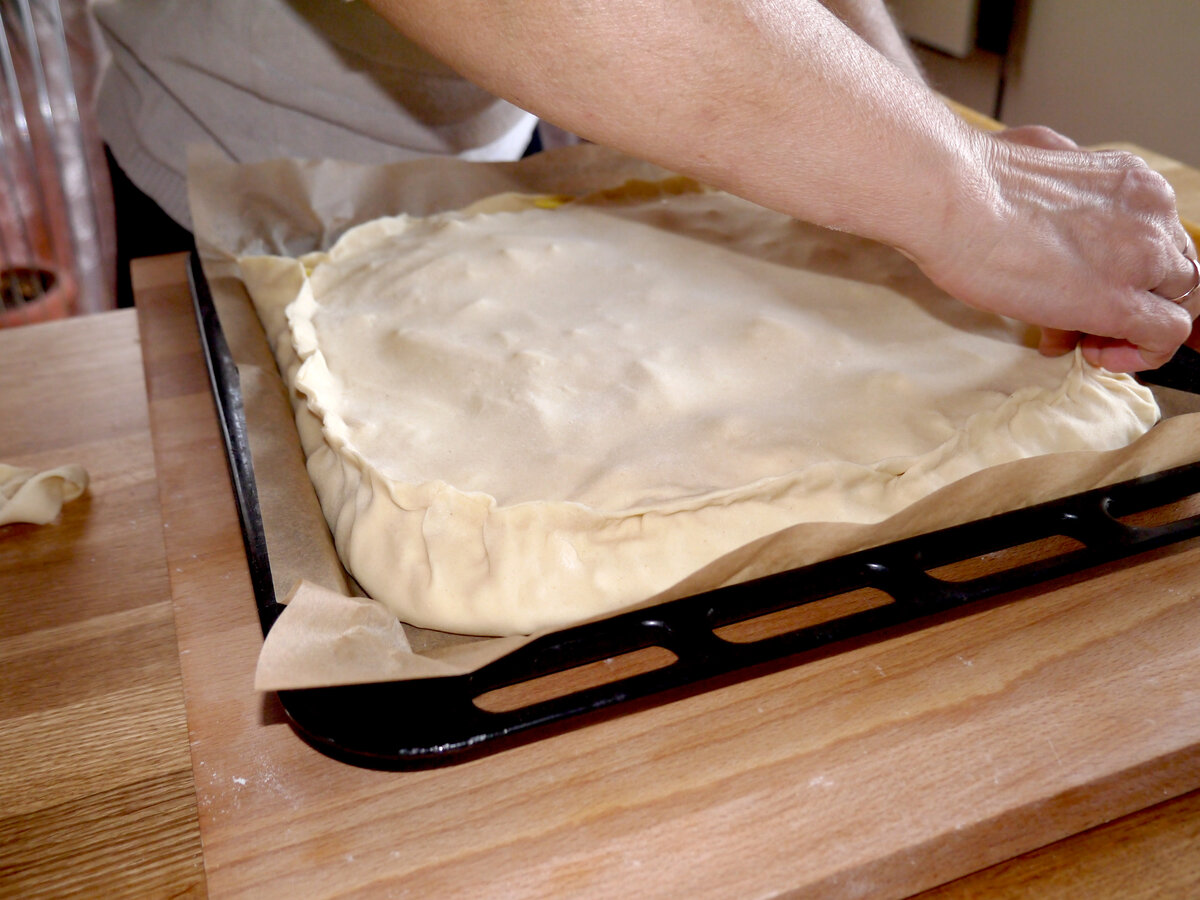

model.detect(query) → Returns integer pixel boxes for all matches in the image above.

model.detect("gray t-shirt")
[93,0,537,227]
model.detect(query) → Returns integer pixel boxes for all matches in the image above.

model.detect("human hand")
[914,124,1200,372]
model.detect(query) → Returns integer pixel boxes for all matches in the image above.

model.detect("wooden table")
[0,307,206,896]
[3,146,1200,898]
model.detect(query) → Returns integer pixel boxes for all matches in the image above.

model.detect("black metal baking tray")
[189,251,1200,770]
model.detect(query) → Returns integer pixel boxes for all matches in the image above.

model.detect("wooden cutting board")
[136,146,1200,899]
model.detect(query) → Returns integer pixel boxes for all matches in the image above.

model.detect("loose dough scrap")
[0,463,88,526]
[239,182,1159,636]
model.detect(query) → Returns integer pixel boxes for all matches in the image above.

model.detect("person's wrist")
[883,117,1001,284]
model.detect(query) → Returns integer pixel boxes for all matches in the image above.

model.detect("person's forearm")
[364,0,978,263]
[817,0,923,81]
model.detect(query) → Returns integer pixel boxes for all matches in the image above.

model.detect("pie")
[239,180,1158,635]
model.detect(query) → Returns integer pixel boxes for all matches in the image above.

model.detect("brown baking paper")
[185,144,1200,692]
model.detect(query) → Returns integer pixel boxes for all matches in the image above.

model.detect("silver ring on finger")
[1163,256,1200,303]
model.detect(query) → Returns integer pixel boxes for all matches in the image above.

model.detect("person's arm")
[817,0,923,81]
[365,0,1198,372]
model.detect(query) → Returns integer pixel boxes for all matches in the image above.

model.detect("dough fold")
[240,184,1159,635]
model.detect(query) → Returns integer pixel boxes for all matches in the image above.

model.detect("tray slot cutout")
[713,587,894,644]
[1110,492,1200,530]
[924,534,1087,583]
[473,645,679,713]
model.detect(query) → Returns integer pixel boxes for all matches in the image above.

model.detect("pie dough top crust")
[240,183,1159,635]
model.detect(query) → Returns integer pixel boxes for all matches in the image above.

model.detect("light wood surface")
[0,309,206,897]
[133,145,1200,899]
[1,143,1198,898]
[921,787,1200,899]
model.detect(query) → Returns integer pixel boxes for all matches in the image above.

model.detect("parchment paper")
[185,144,1200,692]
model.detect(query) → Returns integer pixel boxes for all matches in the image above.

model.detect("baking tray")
[189,251,1200,770]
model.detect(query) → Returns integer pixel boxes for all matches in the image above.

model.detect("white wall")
[1000,0,1200,167]
[891,0,980,58]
